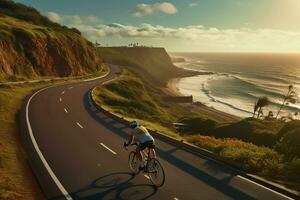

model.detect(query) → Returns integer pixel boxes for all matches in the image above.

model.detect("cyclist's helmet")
[130,120,139,129]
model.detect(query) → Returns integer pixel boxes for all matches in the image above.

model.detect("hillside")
[0,0,101,81]
[98,47,197,85]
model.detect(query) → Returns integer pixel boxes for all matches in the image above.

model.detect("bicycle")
[124,142,165,187]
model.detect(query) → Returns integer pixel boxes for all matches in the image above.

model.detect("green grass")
[0,83,46,199]
[92,70,198,137]
[186,135,283,173]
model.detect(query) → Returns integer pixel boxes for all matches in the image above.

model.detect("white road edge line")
[76,122,84,129]
[26,87,72,200]
[143,174,150,180]
[83,71,110,82]
[59,97,62,102]
[24,67,111,200]
[100,143,117,155]
[64,108,68,113]
[236,175,294,200]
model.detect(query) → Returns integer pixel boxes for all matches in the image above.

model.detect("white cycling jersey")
[131,125,154,143]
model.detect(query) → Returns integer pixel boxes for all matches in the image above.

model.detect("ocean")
[170,53,300,118]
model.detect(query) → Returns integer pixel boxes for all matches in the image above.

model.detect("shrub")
[284,159,300,182]
[213,118,283,146]
[275,128,300,160]
[178,116,217,133]
[186,135,283,173]
[276,120,300,139]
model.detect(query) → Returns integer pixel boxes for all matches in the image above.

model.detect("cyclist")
[124,120,156,170]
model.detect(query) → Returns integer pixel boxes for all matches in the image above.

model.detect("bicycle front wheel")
[128,151,140,175]
[148,158,165,187]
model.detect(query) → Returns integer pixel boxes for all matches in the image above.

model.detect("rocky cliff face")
[98,47,197,85]
[0,1,101,80]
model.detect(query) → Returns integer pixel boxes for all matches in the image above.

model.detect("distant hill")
[0,0,101,81]
[98,47,197,85]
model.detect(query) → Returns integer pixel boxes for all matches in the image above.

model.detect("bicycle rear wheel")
[128,151,140,174]
[147,158,165,187]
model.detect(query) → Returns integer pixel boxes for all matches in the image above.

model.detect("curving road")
[19,64,296,200]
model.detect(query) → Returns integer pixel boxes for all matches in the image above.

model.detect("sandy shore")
[166,77,241,122]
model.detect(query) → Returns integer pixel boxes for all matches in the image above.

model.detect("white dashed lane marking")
[143,174,150,179]
[68,86,73,90]
[76,122,84,129]
[61,91,65,95]
[64,108,68,113]
[100,143,117,155]
[59,98,62,102]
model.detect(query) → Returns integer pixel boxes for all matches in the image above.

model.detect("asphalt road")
[20,64,296,200]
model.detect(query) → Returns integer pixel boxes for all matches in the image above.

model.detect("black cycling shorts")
[139,140,155,150]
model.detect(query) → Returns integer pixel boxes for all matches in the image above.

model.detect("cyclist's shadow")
[53,172,158,200]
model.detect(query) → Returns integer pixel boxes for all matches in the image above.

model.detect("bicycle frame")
[125,142,165,187]
[125,143,153,171]
[141,148,152,172]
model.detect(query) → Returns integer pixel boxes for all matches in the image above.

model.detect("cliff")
[98,47,197,85]
[0,0,101,81]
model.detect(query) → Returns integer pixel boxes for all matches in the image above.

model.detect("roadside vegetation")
[92,69,300,191]
[0,83,47,199]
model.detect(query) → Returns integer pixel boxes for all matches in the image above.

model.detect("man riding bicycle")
[124,120,156,170]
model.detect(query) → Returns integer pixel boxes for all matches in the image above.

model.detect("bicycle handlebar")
[123,142,138,151]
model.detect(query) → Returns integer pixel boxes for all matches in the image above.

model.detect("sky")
[14,0,300,52]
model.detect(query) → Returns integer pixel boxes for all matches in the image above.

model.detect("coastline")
[166,76,241,122]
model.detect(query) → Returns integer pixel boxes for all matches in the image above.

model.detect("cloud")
[189,3,198,7]
[47,12,61,23]
[74,23,300,52]
[46,12,99,25]
[132,2,177,17]
[45,11,300,52]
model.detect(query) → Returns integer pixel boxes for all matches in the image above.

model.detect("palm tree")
[253,101,259,117]
[254,96,269,118]
[276,85,298,119]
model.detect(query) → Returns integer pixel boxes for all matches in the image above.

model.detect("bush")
[276,120,300,139]
[284,159,300,182]
[213,118,283,146]
[178,116,217,133]
[186,135,283,173]
[275,128,300,160]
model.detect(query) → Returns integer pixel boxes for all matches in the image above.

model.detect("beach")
[170,52,300,119]
[166,77,241,122]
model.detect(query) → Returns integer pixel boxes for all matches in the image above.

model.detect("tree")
[94,41,100,47]
[276,85,299,119]
[253,96,269,118]
[253,101,259,117]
